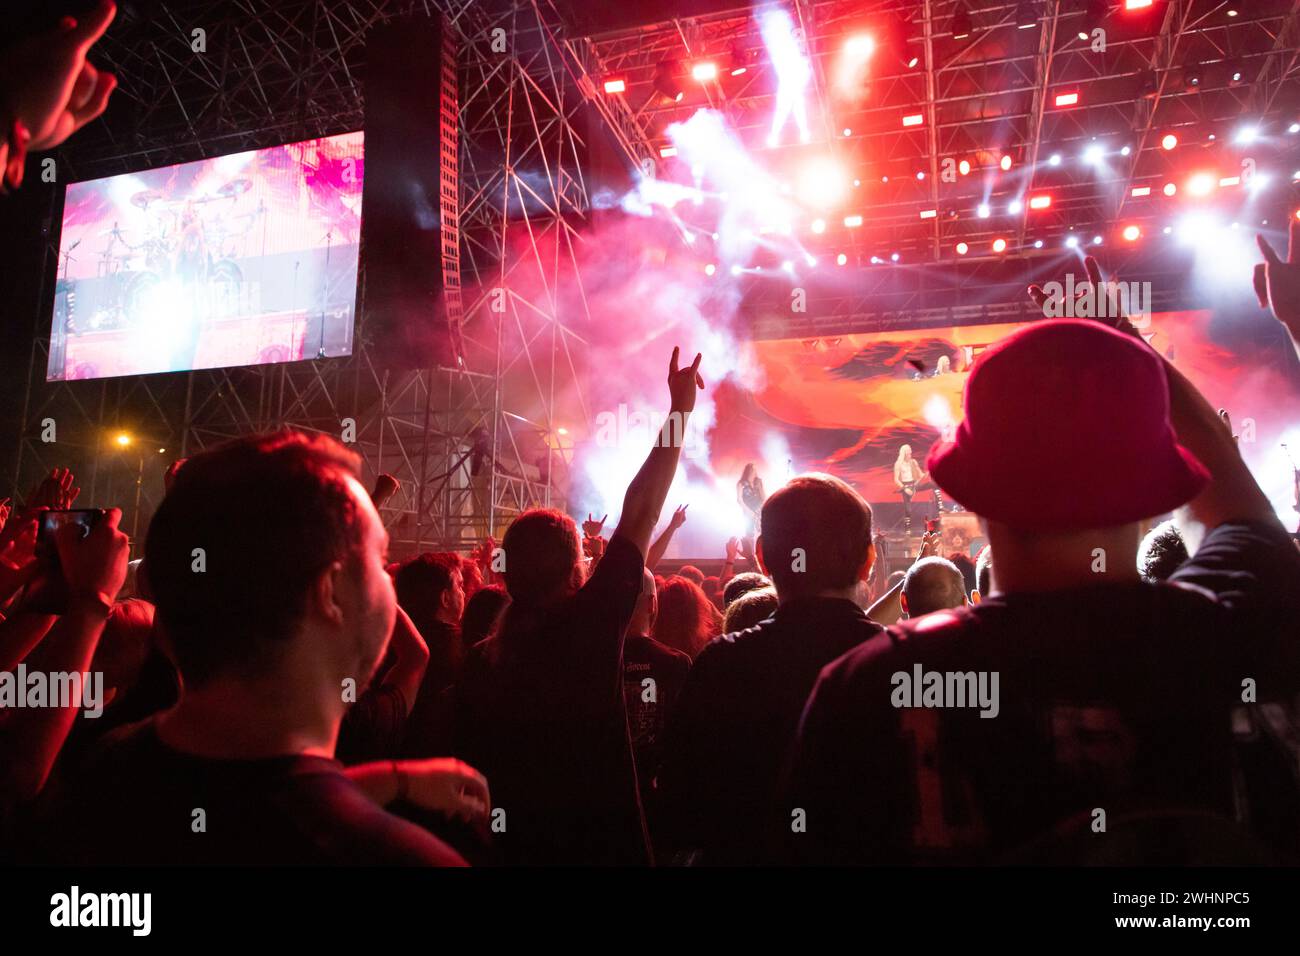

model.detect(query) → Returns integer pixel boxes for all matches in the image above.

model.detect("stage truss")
[12,0,654,556]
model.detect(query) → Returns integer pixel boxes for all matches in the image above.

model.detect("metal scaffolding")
[11,0,615,556]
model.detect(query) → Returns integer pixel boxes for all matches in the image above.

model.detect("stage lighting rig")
[1016,1,1039,29]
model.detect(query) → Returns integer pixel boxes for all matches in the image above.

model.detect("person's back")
[453,530,645,866]
[656,473,882,865]
[30,719,464,865]
[784,316,1300,865]
[787,562,1300,863]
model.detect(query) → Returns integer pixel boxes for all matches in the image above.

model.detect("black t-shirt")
[21,719,466,865]
[400,618,463,759]
[336,683,408,764]
[622,634,691,802]
[656,597,883,865]
[450,533,647,865]
[783,521,1300,865]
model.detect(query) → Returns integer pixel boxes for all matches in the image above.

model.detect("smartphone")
[24,509,105,614]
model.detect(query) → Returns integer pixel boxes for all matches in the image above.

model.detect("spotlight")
[836,253,848,265]
[659,146,677,158]
[890,252,900,262]
[1289,123,1300,134]
[782,260,795,273]
[844,214,864,228]
[977,202,990,218]
[1028,194,1051,209]
[704,263,716,276]
[1120,146,1131,157]
[1008,199,1023,214]
[916,171,926,181]
[1187,172,1215,196]
[902,113,924,127]
[1131,185,1151,197]
[919,209,938,219]
[730,264,743,276]
[691,61,718,82]
[992,238,1007,253]
[603,78,626,94]
[811,218,827,234]
[1219,175,1240,188]
[1000,154,1012,171]
[1235,125,1260,144]
[1048,153,1062,166]
[797,156,850,208]
[843,128,852,136]
[653,62,684,102]
[955,242,969,255]
[951,3,973,40]
[844,34,875,60]
[115,432,132,447]
[1055,91,1080,107]
[1161,133,1178,150]
[1124,0,1153,8]
[1122,224,1140,241]
[1033,239,1044,248]
[907,55,920,68]
[958,159,972,176]
[1092,235,1103,245]
[1163,182,1177,196]
[1083,143,1105,165]
[1065,235,1079,248]
[1016,1,1038,29]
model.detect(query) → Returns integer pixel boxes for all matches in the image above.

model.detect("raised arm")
[611,348,704,558]
[645,505,688,570]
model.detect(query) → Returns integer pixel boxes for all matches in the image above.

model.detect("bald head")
[901,557,967,618]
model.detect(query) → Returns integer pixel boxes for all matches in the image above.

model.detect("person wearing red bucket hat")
[780,256,1300,867]
[927,320,1210,532]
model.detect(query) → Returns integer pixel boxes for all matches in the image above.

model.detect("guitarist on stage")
[893,443,928,533]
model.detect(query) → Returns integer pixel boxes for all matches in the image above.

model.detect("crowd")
[2,1,1300,867]
[0,264,1298,866]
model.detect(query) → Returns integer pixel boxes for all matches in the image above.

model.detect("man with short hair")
[451,348,704,865]
[656,473,882,865]
[1137,519,1189,583]
[785,286,1300,865]
[394,552,466,759]
[33,431,475,865]
[901,556,967,618]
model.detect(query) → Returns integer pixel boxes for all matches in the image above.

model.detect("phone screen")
[27,509,104,614]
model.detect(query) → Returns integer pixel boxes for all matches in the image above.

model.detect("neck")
[157,668,342,760]
[777,586,859,607]
[985,520,1142,594]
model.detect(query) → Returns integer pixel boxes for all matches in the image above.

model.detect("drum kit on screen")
[68,178,262,333]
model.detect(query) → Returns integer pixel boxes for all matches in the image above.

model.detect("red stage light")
[1187,172,1216,196]
[845,35,874,59]
[603,79,626,94]
[955,242,969,255]
[1161,133,1177,150]
[1125,0,1153,9]
[1028,194,1052,210]
[902,113,924,127]
[992,238,1008,253]
[1054,91,1079,107]
[1122,224,1140,241]
[691,61,718,82]
[1000,154,1012,171]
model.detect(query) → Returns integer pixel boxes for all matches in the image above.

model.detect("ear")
[899,591,910,616]
[309,561,347,626]
[970,589,981,605]
[755,535,769,575]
